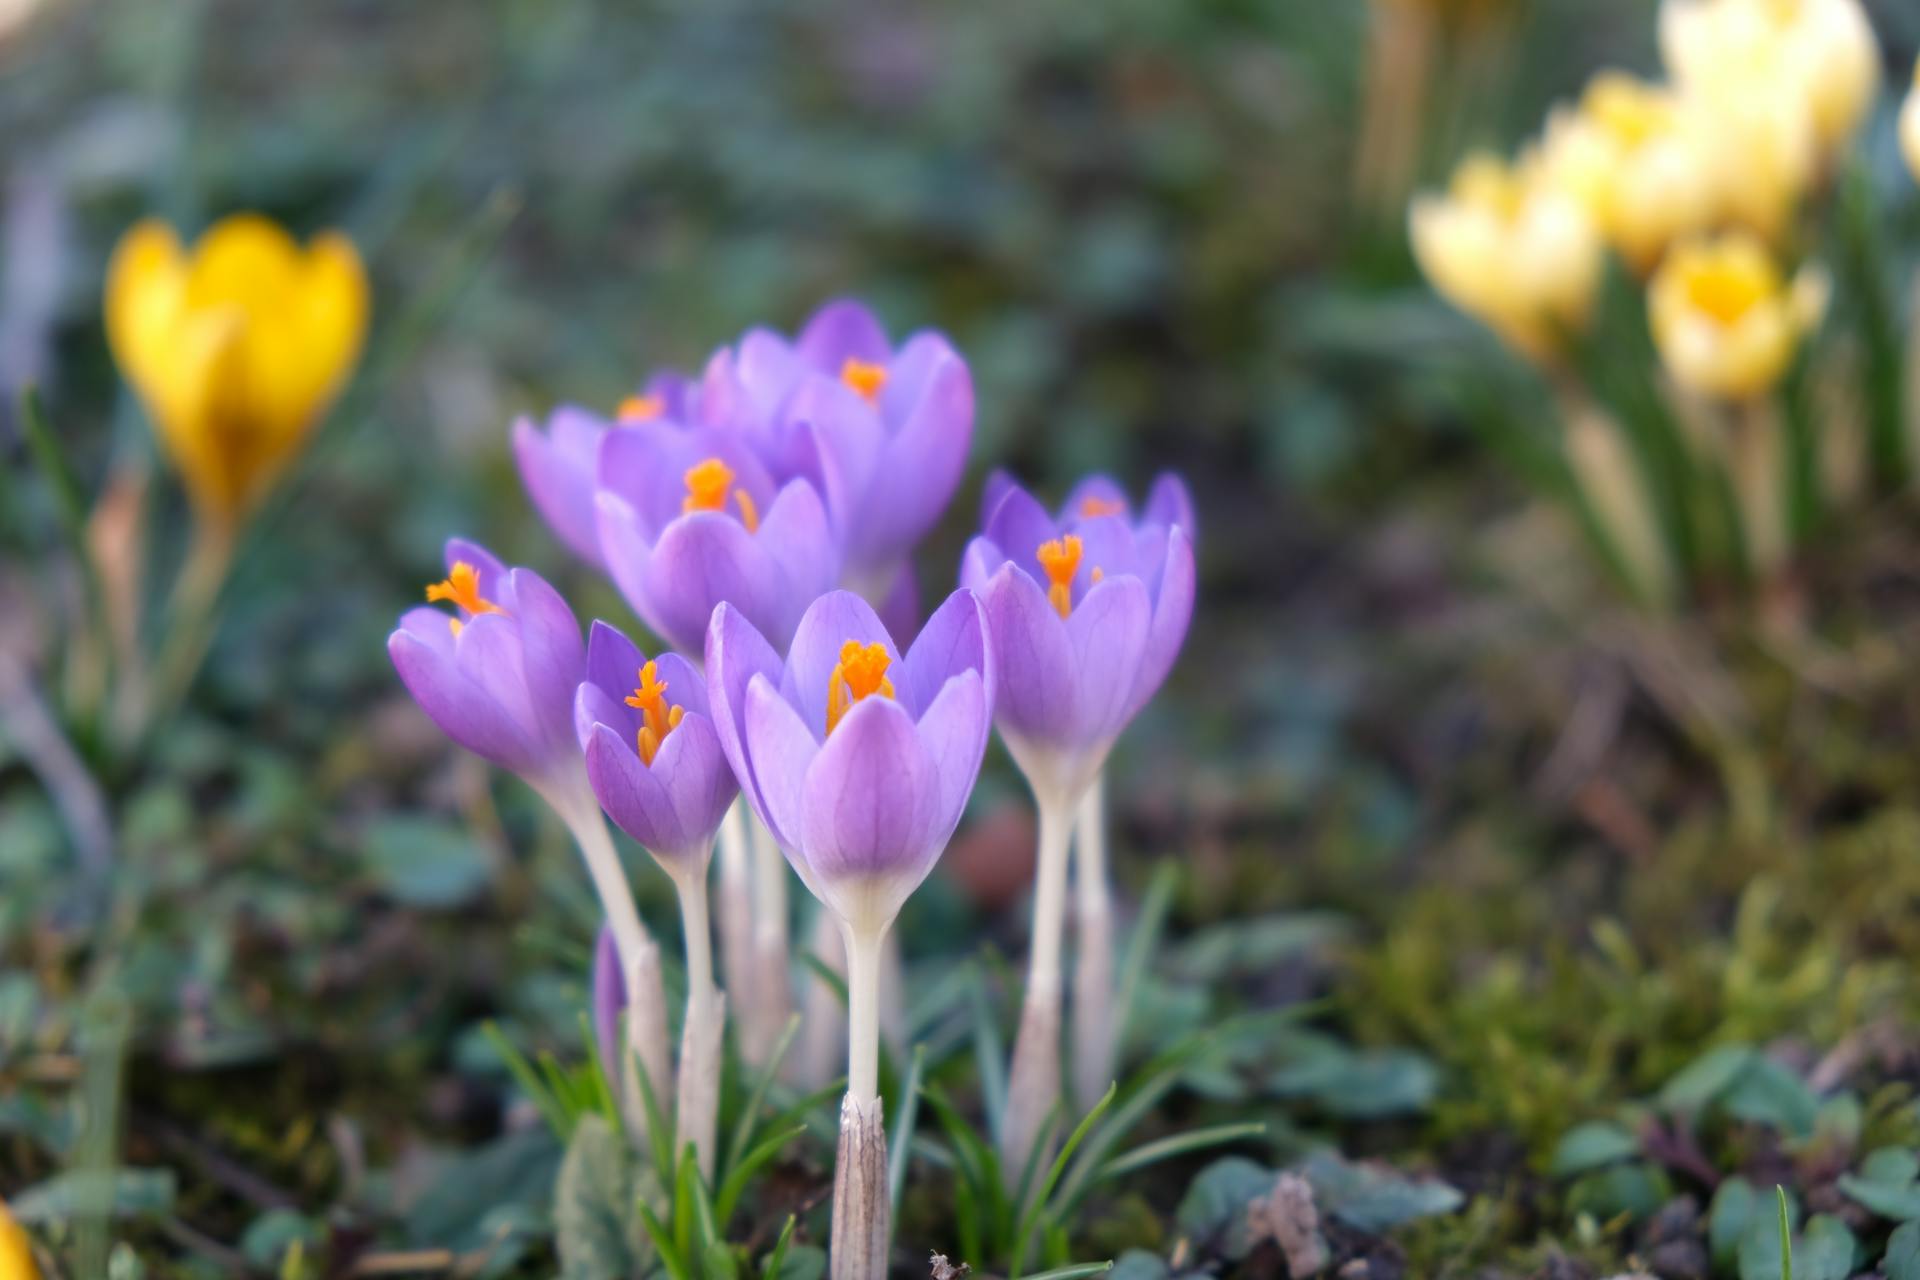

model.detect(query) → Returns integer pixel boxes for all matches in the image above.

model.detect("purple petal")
[452,614,545,746]
[506,568,586,755]
[586,722,689,862]
[444,538,510,604]
[900,588,991,719]
[915,669,990,844]
[1063,575,1151,746]
[651,650,709,722]
[980,564,1077,745]
[797,299,892,370]
[1061,474,1132,525]
[1144,472,1197,542]
[389,628,541,776]
[874,562,920,646]
[705,604,785,827]
[574,682,632,754]
[1126,525,1195,720]
[958,536,1007,595]
[981,483,1061,582]
[398,605,458,658]
[743,672,821,854]
[979,469,1018,527]
[596,492,662,638]
[787,375,885,547]
[514,413,607,567]
[735,328,807,419]
[780,590,896,738]
[585,620,646,704]
[879,331,957,422]
[854,351,972,569]
[1067,514,1143,596]
[592,927,624,1080]
[599,421,777,542]
[649,712,736,855]
[752,480,841,649]
[799,696,939,911]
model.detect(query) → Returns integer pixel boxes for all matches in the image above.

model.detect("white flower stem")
[1071,773,1116,1113]
[715,801,760,1060]
[750,812,793,1062]
[1002,791,1074,1187]
[843,919,887,1106]
[671,859,723,1181]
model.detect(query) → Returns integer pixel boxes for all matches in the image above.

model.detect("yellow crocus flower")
[0,1198,37,1280]
[1648,231,1827,402]
[1541,72,1720,274]
[1409,149,1603,362]
[1902,60,1920,186]
[105,213,369,526]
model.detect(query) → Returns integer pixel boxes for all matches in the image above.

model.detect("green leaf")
[554,1114,649,1280]
[1738,1200,1854,1280]
[1267,1034,1437,1119]
[1098,1123,1266,1182]
[1013,1085,1117,1277]
[9,1168,177,1222]
[1883,1220,1920,1280]
[889,1044,927,1213]
[1549,1122,1641,1178]
[772,1243,825,1280]
[239,1209,321,1268]
[760,1215,797,1280]
[1565,1162,1671,1223]
[1108,1251,1170,1280]
[1797,1215,1857,1280]
[1174,1156,1271,1257]
[720,1013,801,1184]
[1710,1177,1760,1270]
[1660,1045,1756,1113]
[1839,1147,1920,1221]
[714,1125,807,1230]
[1023,1264,1114,1280]
[1723,1057,1820,1138]
[1300,1151,1462,1232]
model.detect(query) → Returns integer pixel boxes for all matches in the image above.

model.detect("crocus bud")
[105,214,368,527]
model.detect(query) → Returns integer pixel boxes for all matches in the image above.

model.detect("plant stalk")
[671,861,724,1180]
[1070,774,1115,1114]
[1002,791,1074,1190]
[831,921,890,1279]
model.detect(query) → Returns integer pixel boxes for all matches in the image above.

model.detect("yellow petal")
[184,212,303,315]
[105,219,187,402]
[0,1198,38,1280]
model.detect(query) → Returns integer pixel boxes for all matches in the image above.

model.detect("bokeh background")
[10,0,1920,1275]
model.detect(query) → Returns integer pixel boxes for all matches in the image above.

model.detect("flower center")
[682,457,761,532]
[618,393,664,423]
[1684,257,1771,326]
[426,561,504,636]
[1455,154,1528,223]
[1079,496,1125,518]
[624,660,685,766]
[1586,75,1673,148]
[1037,536,1087,619]
[825,640,895,735]
[840,358,888,404]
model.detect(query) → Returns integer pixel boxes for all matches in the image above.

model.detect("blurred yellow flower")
[1410,150,1603,362]
[106,213,369,526]
[1661,0,1879,160]
[1541,72,1719,273]
[1902,60,1920,185]
[1648,232,1827,401]
[0,1199,37,1280]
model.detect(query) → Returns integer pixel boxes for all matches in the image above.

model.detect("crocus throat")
[1037,536,1088,619]
[426,562,504,636]
[682,457,760,532]
[624,660,685,766]
[825,641,895,736]
[840,358,888,404]
[618,393,664,423]
[1079,497,1125,518]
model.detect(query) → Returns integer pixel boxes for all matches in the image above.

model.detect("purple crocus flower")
[699,299,974,604]
[591,925,624,1078]
[512,376,699,570]
[595,418,839,655]
[575,620,738,871]
[387,539,587,801]
[960,473,1196,803]
[705,587,993,936]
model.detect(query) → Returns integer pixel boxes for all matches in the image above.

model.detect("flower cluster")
[387,299,1193,1273]
[1408,0,1917,604]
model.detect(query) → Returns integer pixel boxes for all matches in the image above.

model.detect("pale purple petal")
[452,614,544,745]
[735,328,808,418]
[575,682,631,752]
[958,536,1007,595]
[705,604,785,825]
[874,562,919,646]
[585,620,646,710]
[592,927,623,1079]
[1067,514,1143,597]
[1061,474,1132,524]
[1126,525,1195,720]
[799,696,938,894]
[788,375,885,546]
[389,629,541,776]
[980,564,1077,744]
[797,299,892,370]
[1144,472,1198,541]
[752,480,842,648]
[914,669,990,843]
[445,538,510,603]
[855,351,972,569]
[1063,575,1151,745]
[514,411,607,567]
[743,673,821,854]
[506,568,586,755]
[900,588,991,719]
[780,590,895,738]
[979,469,1018,527]
[398,605,458,658]
[586,722,689,862]
[879,332,957,422]
[648,712,735,856]
[980,483,1060,582]
[651,650,708,721]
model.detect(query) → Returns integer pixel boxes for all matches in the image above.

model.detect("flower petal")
[648,711,736,858]
[1126,525,1195,721]
[585,620,646,706]
[798,298,892,370]
[915,668,990,844]
[752,479,841,649]
[705,603,785,826]
[586,721,688,862]
[514,410,607,567]
[1061,473,1132,524]
[1062,574,1151,745]
[981,481,1060,582]
[799,695,940,930]
[1144,472,1197,541]
[389,628,540,775]
[900,588,991,719]
[981,563,1076,745]
[506,567,586,755]
[856,349,972,568]
[743,672,821,855]
[591,926,624,1079]
[780,590,896,737]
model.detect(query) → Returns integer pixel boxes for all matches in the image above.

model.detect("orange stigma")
[1036,536,1084,619]
[840,358,888,404]
[825,641,895,735]
[617,393,664,423]
[624,661,685,766]
[682,457,760,532]
[1079,496,1125,518]
[426,562,504,635]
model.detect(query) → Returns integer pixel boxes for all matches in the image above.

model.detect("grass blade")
[638,1198,689,1280]
[721,1013,801,1182]
[1095,1122,1266,1181]
[1012,1085,1117,1278]
[1023,1263,1113,1280]
[480,1022,569,1139]
[714,1124,807,1229]
[760,1214,796,1280]
[888,1043,927,1215]
[969,964,1008,1143]
[1112,863,1178,1053]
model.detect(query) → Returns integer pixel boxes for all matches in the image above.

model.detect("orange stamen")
[1079,496,1125,518]
[618,393,664,423]
[825,640,896,735]
[682,456,760,531]
[1036,536,1084,619]
[840,358,888,404]
[426,562,504,617]
[625,661,684,766]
